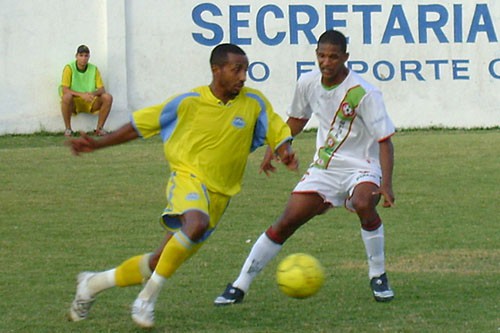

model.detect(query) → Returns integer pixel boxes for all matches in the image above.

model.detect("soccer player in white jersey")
[215,30,396,305]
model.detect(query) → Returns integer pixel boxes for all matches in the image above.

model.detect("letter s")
[192,3,224,46]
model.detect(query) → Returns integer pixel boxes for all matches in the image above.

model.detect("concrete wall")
[1,0,499,135]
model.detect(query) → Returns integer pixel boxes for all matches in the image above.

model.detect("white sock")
[137,272,166,303]
[233,233,282,293]
[361,225,386,279]
[87,269,116,296]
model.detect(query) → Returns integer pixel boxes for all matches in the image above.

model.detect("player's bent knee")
[61,93,74,103]
[102,93,113,104]
[183,220,210,242]
[352,195,378,213]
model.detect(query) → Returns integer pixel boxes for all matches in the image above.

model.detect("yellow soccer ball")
[276,253,325,299]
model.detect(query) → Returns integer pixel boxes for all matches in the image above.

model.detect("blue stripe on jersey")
[160,92,199,142]
[246,92,268,152]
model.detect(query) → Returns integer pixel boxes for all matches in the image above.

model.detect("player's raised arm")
[66,122,139,156]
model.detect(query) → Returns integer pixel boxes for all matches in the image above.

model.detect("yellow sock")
[115,253,152,287]
[155,231,202,278]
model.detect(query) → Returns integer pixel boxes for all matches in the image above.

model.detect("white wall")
[1,0,499,135]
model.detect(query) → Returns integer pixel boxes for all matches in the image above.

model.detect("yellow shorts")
[161,171,230,241]
[72,96,99,114]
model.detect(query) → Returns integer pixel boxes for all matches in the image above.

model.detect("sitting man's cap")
[76,45,90,54]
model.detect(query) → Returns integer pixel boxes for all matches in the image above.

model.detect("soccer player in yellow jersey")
[66,43,298,328]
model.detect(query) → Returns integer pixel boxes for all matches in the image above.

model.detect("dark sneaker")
[370,273,394,302]
[214,283,245,306]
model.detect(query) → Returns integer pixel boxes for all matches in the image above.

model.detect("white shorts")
[293,166,381,211]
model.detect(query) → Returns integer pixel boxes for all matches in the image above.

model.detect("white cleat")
[69,272,96,321]
[131,298,155,328]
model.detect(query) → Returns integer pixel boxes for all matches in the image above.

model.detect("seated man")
[60,45,113,137]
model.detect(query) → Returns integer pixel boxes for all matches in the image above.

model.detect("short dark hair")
[210,43,246,66]
[317,30,347,53]
[76,45,90,54]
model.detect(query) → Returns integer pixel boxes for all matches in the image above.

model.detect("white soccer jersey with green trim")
[287,69,395,170]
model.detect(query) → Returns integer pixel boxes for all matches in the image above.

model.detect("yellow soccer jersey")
[131,85,292,196]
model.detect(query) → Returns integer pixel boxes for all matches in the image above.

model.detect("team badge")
[186,192,200,201]
[341,102,355,118]
[232,117,245,128]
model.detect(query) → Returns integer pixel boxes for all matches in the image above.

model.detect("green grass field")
[0,129,499,332]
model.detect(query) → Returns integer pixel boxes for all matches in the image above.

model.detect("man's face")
[316,43,349,85]
[75,52,90,69]
[213,53,249,99]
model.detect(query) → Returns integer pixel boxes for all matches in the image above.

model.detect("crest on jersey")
[186,192,200,201]
[232,117,245,128]
[341,102,355,118]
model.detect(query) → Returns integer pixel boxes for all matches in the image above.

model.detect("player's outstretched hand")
[65,123,139,156]
[372,185,395,208]
[259,146,277,176]
[65,132,98,156]
[275,142,299,173]
[260,143,299,176]
[280,150,298,172]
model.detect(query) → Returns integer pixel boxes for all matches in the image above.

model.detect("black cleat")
[214,283,245,306]
[370,273,394,302]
